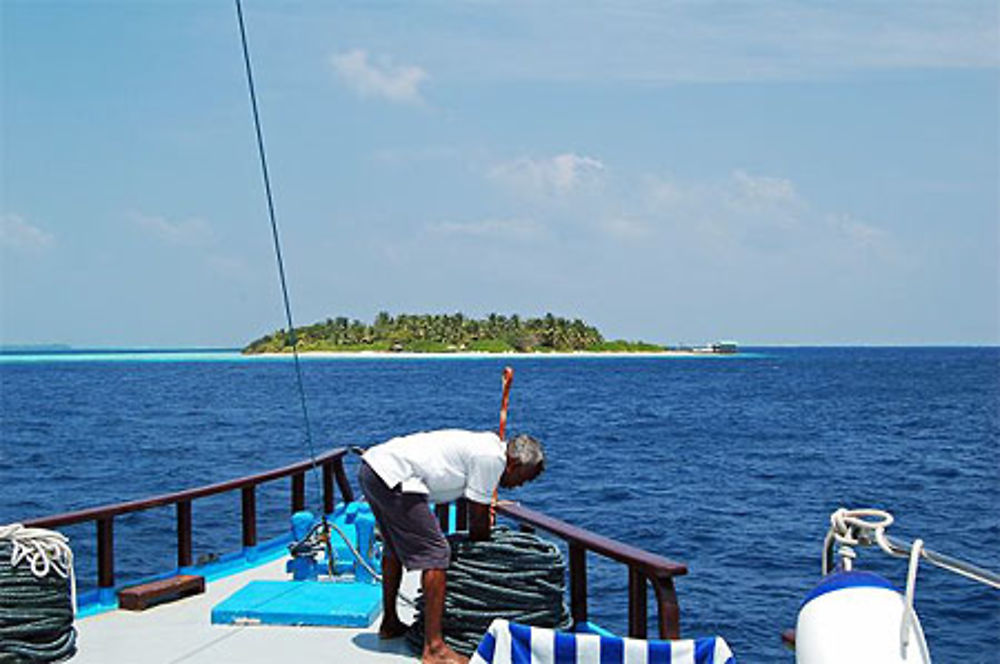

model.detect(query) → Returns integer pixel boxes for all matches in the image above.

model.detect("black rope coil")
[407,527,572,656]
[0,542,76,663]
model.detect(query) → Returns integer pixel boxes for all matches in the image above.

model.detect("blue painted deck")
[211,579,382,627]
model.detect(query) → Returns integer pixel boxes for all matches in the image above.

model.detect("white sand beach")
[250,349,730,359]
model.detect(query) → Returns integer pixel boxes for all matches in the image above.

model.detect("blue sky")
[2,1,997,347]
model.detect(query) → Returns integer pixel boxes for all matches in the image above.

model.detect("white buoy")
[796,571,930,664]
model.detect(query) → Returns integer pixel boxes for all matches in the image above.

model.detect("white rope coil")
[0,523,77,613]
[824,507,895,574]
[822,508,930,664]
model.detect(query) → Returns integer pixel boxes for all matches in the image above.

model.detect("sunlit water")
[1,348,997,662]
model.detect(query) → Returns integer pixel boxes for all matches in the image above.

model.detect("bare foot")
[422,641,469,664]
[377,617,409,639]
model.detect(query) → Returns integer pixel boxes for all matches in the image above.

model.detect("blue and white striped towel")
[470,620,735,664]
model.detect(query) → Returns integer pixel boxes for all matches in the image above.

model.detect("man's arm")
[467,501,492,541]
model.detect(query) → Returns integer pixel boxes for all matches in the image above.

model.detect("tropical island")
[243,312,667,354]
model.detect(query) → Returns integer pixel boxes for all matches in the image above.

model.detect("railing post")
[177,500,192,568]
[436,503,450,533]
[651,575,681,639]
[322,462,335,514]
[97,517,114,589]
[291,472,305,513]
[241,486,257,548]
[628,567,648,638]
[333,458,354,503]
[569,542,588,628]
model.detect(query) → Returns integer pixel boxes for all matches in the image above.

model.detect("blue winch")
[211,501,383,628]
[286,504,380,583]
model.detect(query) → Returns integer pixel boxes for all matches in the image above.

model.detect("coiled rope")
[823,507,896,574]
[0,524,77,663]
[406,527,571,656]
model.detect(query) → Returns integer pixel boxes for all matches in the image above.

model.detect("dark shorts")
[358,462,451,570]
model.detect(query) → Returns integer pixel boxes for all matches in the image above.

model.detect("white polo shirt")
[362,429,506,504]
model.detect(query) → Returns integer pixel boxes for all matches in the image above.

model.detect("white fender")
[796,571,930,664]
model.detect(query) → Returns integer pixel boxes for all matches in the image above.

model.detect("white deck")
[73,559,421,664]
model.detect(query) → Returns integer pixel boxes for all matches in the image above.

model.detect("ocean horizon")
[1,344,995,365]
[2,346,998,661]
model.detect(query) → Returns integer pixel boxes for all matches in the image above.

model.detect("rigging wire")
[234,0,324,499]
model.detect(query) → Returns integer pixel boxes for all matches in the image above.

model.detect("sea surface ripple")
[1,347,997,662]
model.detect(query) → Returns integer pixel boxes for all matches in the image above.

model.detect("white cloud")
[645,176,685,208]
[133,213,214,247]
[470,157,896,257]
[641,170,893,257]
[826,213,892,252]
[489,153,605,197]
[724,170,806,232]
[644,170,805,227]
[427,218,543,240]
[331,49,428,104]
[0,214,54,251]
[412,2,998,84]
[729,170,801,207]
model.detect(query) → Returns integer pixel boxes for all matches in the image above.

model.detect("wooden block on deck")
[119,574,205,611]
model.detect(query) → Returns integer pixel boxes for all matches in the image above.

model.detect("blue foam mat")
[211,580,381,627]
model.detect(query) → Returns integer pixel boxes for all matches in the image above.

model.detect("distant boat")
[691,341,739,354]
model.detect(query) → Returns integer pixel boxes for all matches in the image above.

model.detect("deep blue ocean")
[1,348,997,662]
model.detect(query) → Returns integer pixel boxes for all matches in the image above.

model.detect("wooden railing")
[24,448,354,592]
[435,500,688,640]
[23,447,687,639]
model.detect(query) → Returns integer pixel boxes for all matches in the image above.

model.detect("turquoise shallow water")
[1,347,997,662]
[0,349,245,363]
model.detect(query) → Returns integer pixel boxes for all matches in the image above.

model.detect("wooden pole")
[498,366,514,441]
[291,472,305,513]
[569,543,588,627]
[177,500,192,568]
[241,486,257,548]
[492,367,514,523]
[97,517,114,589]
[628,567,648,638]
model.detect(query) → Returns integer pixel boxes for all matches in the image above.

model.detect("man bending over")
[359,429,545,664]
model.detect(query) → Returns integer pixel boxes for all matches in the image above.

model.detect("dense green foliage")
[243,312,664,354]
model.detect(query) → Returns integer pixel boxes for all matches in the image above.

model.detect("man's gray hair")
[507,434,545,469]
